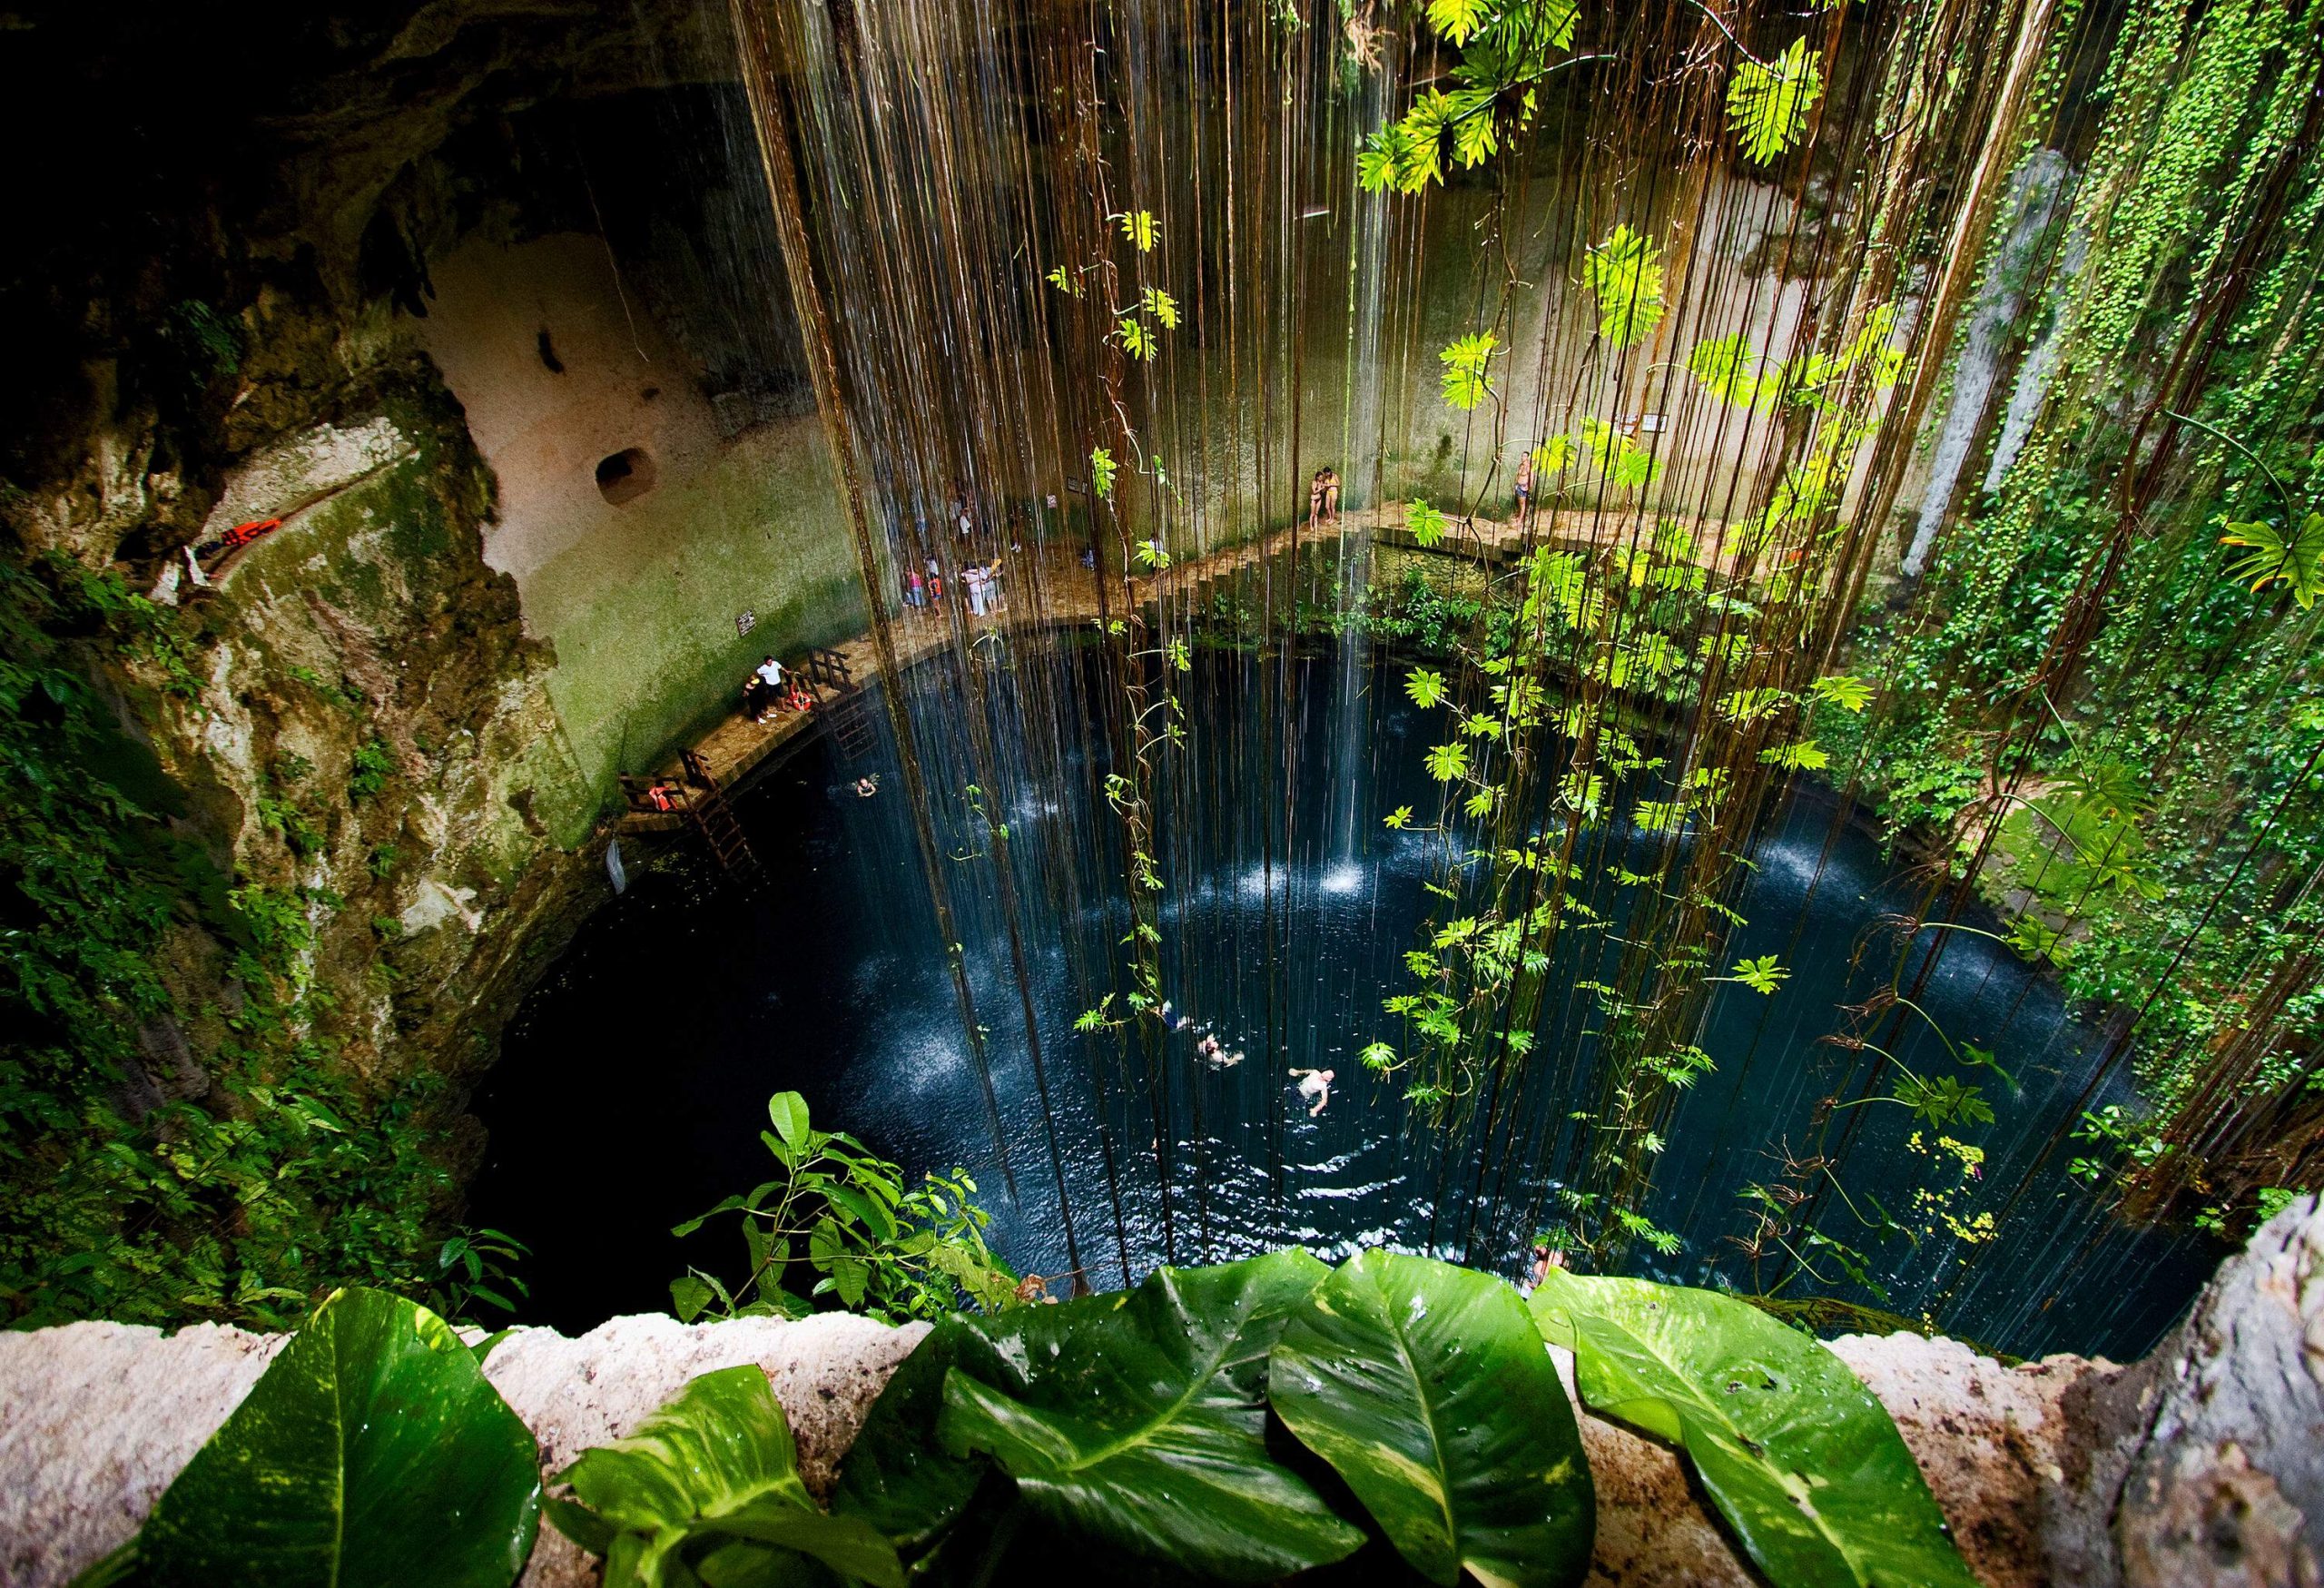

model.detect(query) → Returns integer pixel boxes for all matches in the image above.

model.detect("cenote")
[475,625,2218,1359]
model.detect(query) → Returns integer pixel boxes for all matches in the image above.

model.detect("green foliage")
[937,1251,1364,1580]
[0,560,466,1331]
[348,738,393,802]
[2219,510,2324,607]
[1531,1271,1979,1588]
[1407,497,1452,547]
[1895,1073,1995,1129]
[431,1228,531,1319]
[1269,1250,1594,1586]
[1118,210,1157,252]
[838,1251,1364,1582]
[1727,38,1824,164]
[1585,225,1666,348]
[1722,954,1789,994]
[1440,331,1501,410]
[670,1091,1017,1325]
[1360,0,1578,191]
[832,1249,1964,1588]
[1088,447,1118,499]
[1140,285,1180,330]
[94,1287,540,1588]
[548,1366,902,1588]
[1808,674,1873,712]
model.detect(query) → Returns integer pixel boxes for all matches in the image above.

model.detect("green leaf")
[1530,1271,1977,1588]
[1406,668,1449,709]
[1119,210,1158,252]
[1440,332,1501,410]
[1407,498,1452,547]
[135,1287,540,1588]
[1894,1073,1994,1129]
[1089,447,1118,500]
[1585,225,1665,347]
[561,1366,812,1530]
[832,1322,994,1558]
[931,1251,1363,1581]
[1808,674,1873,712]
[1760,737,1830,771]
[1727,38,1825,164]
[2220,511,2324,607]
[1426,0,1490,44]
[1687,334,1785,412]
[556,1366,904,1588]
[1269,1251,1594,1587]
[766,1092,811,1151]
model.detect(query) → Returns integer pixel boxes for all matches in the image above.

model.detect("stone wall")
[5,1197,2316,1588]
[419,232,859,796]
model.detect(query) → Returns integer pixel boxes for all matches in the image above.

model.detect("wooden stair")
[804,647,878,763]
[678,748,759,879]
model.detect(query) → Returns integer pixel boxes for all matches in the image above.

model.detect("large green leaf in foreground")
[930,1248,1364,1582]
[551,1365,901,1588]
[1529,1270,1977,1588]
[1269,1251,1593,1588]
[138,1287,540,1588]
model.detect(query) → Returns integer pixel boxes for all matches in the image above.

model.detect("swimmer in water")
[1197,1033,1224,1060]
[1289,1066,1334,1116]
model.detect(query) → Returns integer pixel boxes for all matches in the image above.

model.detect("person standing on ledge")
[1513,448,1535,526]
[1308,466,1341,530]
[751,656,785,723]
[1290,1066,1334,1116]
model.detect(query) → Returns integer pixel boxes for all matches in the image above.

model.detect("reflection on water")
[472,646,2216,1356]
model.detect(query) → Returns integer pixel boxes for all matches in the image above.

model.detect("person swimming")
[1289,1067,1334,1116]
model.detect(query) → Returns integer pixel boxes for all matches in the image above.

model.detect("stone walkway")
[621,501,1692,822]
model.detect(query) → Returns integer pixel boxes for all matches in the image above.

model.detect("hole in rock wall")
[595,448,657,507]
[537,329,565,373]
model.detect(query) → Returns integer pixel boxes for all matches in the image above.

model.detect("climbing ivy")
[0,558,494,1330]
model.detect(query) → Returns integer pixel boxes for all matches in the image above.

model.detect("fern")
[1118,210,1158,252]
[1585,225,1665,347]
[1139,286,1179,330]
[1727,37,1824,165]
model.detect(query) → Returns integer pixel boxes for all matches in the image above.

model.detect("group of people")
[742,654,814,725]
[900,494,1014,618]
[1307,466,1341,529]
[903,556,1008,616]
[1157,1001,1336,1116]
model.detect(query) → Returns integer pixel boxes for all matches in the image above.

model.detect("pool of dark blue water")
[470,639,2217,1356]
